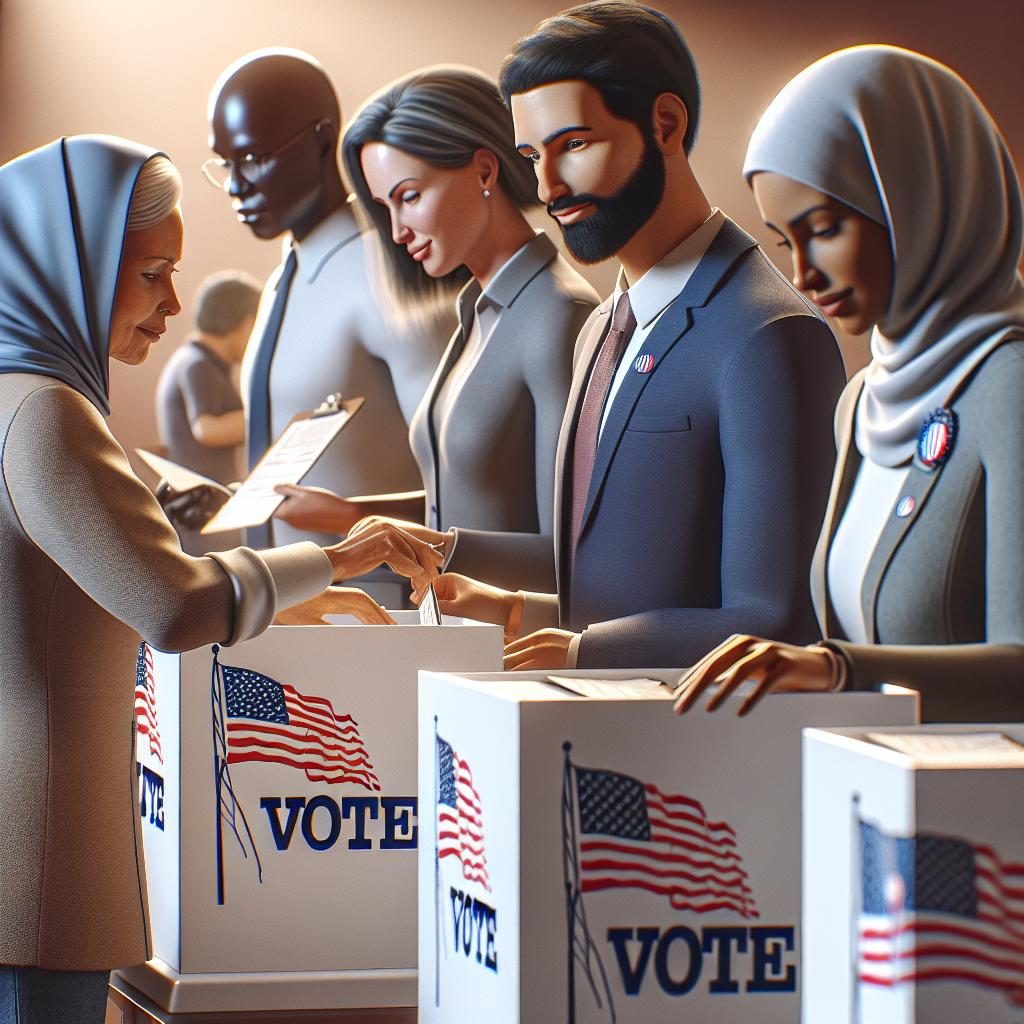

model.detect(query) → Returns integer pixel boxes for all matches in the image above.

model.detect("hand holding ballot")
[273,586,396,626]
[323,525,443,600]
[672,634,843,716]
[429,573,524,643]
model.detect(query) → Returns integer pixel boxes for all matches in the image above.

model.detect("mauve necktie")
[246,247,298,548]
[570,292,637,557]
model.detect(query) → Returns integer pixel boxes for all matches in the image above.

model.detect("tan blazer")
[0,374,330,969]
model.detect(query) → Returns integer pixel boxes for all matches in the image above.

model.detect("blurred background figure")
[156,270,260,552]
[156,270,258,483]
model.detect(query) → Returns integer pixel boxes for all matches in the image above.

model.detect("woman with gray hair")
[274,66,598,592]
[0,136,439,1023]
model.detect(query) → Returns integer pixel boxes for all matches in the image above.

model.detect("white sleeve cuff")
[208,543,332,645]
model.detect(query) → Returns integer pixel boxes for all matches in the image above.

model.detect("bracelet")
[818,643,849,692]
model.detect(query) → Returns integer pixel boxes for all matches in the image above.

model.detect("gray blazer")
[813,341,1024,722]
[423,233,598,592]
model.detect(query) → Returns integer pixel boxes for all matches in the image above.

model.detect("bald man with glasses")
[203,49,449,597]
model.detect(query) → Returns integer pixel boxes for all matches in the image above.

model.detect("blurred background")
[0,0,1019,457]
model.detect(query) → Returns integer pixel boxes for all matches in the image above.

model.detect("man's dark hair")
[499,2,701,153]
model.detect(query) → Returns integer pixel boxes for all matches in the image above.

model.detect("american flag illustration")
[134,642,163,764]
[437,735,489,891]
[572,765,758,917]
[858,819,1024,994]
[221,663,380,790]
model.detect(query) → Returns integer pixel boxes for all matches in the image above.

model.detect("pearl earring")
[482,189,492,199]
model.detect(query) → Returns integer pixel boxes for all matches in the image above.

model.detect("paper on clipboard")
[202,396,364,534]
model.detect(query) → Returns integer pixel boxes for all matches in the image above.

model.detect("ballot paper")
[135,449,231,497]
[418,583,442,626]
[543,675,677,699]
[865,730,1024,768]
[202,397,363,534]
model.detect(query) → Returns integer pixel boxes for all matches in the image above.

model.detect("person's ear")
[650,93,688,156]
[473,148,500,196]
[313,119,339,160]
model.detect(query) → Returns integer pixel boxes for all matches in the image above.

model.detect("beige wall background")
[0,0,1020,456]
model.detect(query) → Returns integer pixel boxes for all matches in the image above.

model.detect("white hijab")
[744,45,1024,466]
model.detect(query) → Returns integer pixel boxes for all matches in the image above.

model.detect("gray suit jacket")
[813,341,1024,722]
[436,234,598,591]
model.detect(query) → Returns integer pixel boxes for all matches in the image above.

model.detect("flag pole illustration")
[207,646,381,904]
[562,743,617,1024]
[563,744,761,1022]
[210,644,263,906]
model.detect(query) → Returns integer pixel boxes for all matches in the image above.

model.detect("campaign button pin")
[917,408,955,469]
[634,353,655,374]
[895,495,916,518]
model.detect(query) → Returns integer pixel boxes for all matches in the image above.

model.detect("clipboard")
[201,394,364,534]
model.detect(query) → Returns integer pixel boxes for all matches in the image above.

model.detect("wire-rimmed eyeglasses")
[201,118,330,191]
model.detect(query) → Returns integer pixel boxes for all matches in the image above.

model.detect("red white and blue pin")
[917,408,956,470]
[634,353,655,374]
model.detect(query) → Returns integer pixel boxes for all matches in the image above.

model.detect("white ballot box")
[418,670,918,1023]
[121,613,502,1013]
[803,725,1024,1024]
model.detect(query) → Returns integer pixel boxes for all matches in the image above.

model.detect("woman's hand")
[274,586,396,626]
[503,628,578,670]
[431,573,524,641]
[323,524,443,599]
[274,484,359,534]
[349,514,453,557]
[673,634,841,716]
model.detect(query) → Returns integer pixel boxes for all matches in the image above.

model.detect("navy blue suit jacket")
[557,218,846,668]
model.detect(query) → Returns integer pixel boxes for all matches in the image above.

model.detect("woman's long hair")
[343,65,540,318]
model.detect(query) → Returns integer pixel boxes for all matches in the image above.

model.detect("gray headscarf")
[744,45,1024,466]
[0,135,160,415]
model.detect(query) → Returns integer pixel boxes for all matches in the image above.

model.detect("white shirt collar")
[614,208,725,325]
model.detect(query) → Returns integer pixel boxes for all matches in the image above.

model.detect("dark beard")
[550,137,666,265]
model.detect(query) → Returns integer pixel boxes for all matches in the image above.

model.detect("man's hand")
[431,573,524,641]
[274,586,396,626]
[156,480,231,530]
[503,628,578,670]
[672,634,839,716]
[323,524,443,600]
[274,484,358,534]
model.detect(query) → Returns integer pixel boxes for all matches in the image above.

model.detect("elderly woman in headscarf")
[674,46,1024,722]
[0,136,439,1024]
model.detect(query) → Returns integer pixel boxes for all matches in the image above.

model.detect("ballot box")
[121,613,502,1014]
[418,670,918,1023]
[803,725,1024,1024]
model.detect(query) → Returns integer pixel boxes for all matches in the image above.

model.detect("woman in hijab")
[0,136,439,1023]
[272,67,598,592]
[674,46,1024,722]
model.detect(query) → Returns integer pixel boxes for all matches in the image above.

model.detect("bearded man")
[428,2,847,671]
